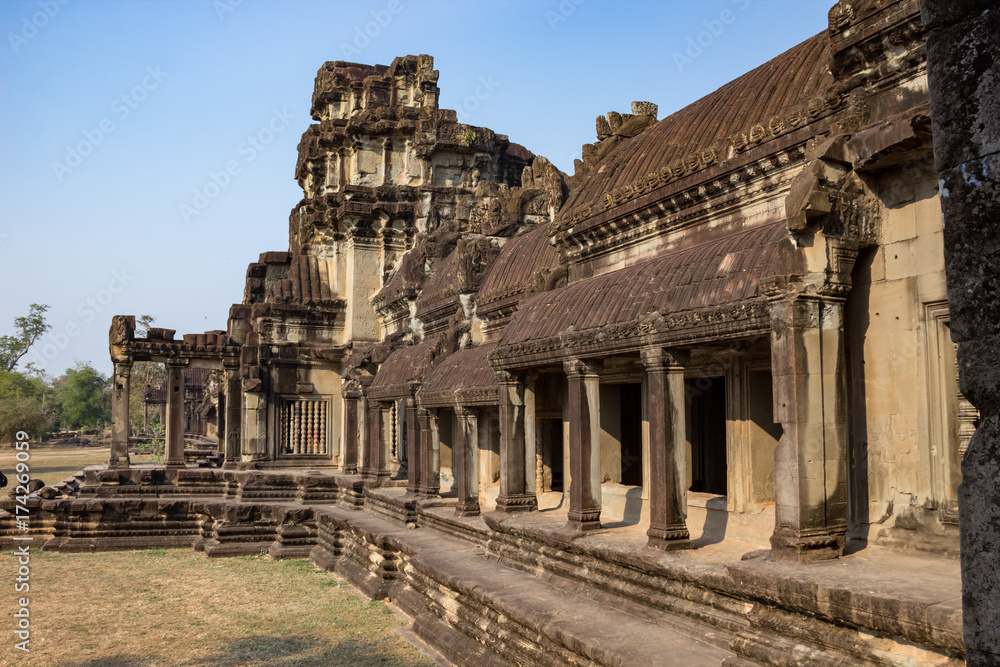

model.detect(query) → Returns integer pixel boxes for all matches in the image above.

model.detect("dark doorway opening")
[686,376,728,496]
[620,383,643,487]
[542,418,564,492]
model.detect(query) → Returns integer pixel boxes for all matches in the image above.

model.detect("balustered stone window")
[279,398,329,456]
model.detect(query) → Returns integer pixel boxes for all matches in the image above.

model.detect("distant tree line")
[0,305,162,443]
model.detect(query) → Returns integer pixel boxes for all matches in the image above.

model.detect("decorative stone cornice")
[492,301,770,370]
[553,142,809,263]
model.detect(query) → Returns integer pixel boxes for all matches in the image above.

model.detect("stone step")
[319,506,739,666]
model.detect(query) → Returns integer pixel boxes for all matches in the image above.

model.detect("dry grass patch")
[0,447,159,487]
[0,549,434,666]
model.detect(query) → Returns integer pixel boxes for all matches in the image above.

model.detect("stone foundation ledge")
[482,510,965,665]
[0,471,967,666]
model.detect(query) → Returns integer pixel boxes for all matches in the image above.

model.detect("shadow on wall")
[845,246,877,552]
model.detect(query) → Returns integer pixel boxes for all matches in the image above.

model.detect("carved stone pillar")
[455,406,480,517]
[524,374,538,500]
[922,5,1000,659]
[222,363,241,469]
[109,361,131,469]
[418,407,439,497]
[642,347,691,550]
[216,382,226,456]
[398,400,409,478]
[769,295,848,560]
[341,382,361,474]
[165,361,186,469]
[361,401,387,484]
[496,371,537,512]
[406,399,421,494]
[431,411,441,492]
[564,358,602,531]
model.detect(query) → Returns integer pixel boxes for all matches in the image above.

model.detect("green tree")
[0,369,52,443]
[0,303,51,371]
[52,362,111,430]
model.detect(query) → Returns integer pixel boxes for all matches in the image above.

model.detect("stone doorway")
[540,418,564,492]
[686,376,727,496]
[619,382,643,487]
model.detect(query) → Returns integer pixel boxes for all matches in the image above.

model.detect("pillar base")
[341,465,358,475]
[646,524,691,550]
[108,457,130,470]
[455,501,481,518]
[496,493,537,513]
[164,462,186,470]
[417,484,440,499]
[361,471,390,486]
[769,524,845,562]
[566,508,601,531]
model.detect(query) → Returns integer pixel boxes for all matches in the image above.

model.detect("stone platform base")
[0,465,966,666]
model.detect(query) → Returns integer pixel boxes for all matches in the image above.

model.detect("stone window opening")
[278,397,329,456]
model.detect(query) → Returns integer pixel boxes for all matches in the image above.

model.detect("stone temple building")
[6,0,997,664]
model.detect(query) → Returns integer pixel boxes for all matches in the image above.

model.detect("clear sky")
[0,0,834,378]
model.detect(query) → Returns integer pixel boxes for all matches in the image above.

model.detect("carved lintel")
[563,357,602,378]
[640,347,689,372]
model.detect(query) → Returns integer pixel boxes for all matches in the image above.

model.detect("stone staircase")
[311,504,738,667]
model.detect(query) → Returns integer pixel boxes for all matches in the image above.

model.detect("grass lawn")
[0,446,159,488]
[0,549,436,666]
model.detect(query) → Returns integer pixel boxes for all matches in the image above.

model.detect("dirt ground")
[0,446,159,488]
[0,549,435,666]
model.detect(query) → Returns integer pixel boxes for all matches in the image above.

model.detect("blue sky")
[0,0,834,377]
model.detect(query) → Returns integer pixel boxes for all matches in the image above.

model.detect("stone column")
[642,347,691,550]
[406,399,421,495]
[769,295,848,560]
[921,4,1000,661]
[222,363,241,469]
[361,401,387,483]
[418,407,439,497]
[165,361,186,469]
[496,371,537,512]
[216,385,227,456]
[142,401,150,434]
[455,406,481,517]
[564,358,602,531]
[109,361,131,469]
[341,383,361,474]
[524,374,538,500]
[398,399,409,478]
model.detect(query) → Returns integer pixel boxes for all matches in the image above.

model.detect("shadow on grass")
[65,635,432,667]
